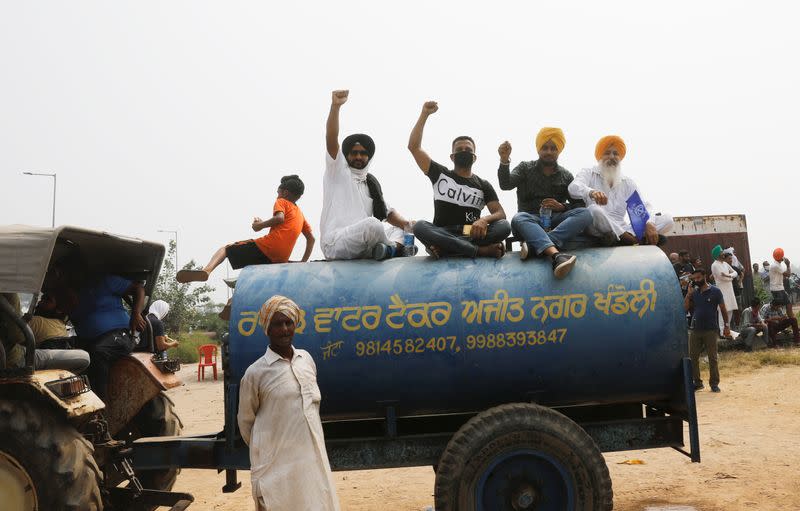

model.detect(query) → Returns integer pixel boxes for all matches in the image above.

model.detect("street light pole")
[22,171,57,227]
[158,229,179,270]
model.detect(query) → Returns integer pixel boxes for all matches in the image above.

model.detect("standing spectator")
[710,245,737,336]
[760,261,771,291]
[685,268,729,392]
[760,299,800,346]
[674,250,695,296]
[237,295,340,511]
[769,248,793,318]
[724,250,744,328]
[738,299,768,351]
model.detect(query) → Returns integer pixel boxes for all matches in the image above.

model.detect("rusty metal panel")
[105,353,181,435]
[667,215,747,236]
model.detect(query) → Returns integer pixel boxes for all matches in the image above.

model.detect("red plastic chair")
[197,344,218,381]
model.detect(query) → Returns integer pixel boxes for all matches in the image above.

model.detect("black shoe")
[372,243,396,261]
[694,381,705,391]
[519,241,530,261]
[552,253,577,279]
[710,385,721,393]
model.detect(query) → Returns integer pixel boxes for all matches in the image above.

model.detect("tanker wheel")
[434,403,612,511]
[0,399,103,511]
[125,391,183,495]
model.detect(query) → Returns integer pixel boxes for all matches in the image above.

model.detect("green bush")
[167,331,218,364]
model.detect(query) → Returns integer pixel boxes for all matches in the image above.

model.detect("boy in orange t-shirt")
[177,175,314,283]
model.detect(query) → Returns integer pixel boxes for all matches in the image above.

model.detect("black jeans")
[413,220,511,258]
[80,329,136,400]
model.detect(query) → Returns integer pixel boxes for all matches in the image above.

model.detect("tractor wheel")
[128,391,183,493]
[434,403,613,511]
[0,399,103,511]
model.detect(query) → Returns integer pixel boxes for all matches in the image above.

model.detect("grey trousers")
[737,326,767,350]
[34,348,91,373]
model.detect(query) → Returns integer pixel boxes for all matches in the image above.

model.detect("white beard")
[600,161,622,188]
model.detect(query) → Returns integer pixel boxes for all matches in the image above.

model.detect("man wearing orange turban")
[568,135,673,246]
[769,248,794,318]
[497,127,591,279]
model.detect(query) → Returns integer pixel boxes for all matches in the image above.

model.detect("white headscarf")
[149,300,170,320]
[349,161,371,183]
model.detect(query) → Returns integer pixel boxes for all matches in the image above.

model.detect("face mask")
[453,151,474,168]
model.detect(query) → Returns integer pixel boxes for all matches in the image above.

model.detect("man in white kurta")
[322,90,412,260]
[710,245,737,335]
[238,295,340,511]
[568,135,673,245]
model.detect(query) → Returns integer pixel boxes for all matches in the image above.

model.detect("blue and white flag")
[625,190,650,240]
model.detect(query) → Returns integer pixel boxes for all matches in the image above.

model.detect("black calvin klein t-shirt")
[427,160,499,227]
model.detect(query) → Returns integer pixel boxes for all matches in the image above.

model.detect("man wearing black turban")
[321,90,415,260]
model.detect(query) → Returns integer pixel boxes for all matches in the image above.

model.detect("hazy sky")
[2,1,798,303]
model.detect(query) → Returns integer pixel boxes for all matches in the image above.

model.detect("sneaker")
[710,385,721,393]
[693,381,705,391]
[372,243,396,261]
[519,241,530,261]
[552,253,577,279]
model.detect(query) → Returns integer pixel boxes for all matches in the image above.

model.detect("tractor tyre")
[0,399,103,511]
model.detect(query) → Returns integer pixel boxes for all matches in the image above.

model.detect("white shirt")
[568,166,648,224]
[769,260,787,291]
[238,347,340,511]
[711,260,738,311]
[320,151,395,244]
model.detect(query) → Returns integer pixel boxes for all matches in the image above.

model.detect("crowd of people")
[674,245,799,394]
[177,90,673,287]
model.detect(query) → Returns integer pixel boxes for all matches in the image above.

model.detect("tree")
[152,240,213,334]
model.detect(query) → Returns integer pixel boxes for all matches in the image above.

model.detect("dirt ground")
[170,356,800,511]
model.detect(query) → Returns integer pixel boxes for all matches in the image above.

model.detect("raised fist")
[332,90,349,106]
[422,101,439,115]
[498,141,512,162]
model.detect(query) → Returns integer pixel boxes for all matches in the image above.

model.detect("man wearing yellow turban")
[497,127,591,279]
[568,135,673,246]
[238,295,341,511]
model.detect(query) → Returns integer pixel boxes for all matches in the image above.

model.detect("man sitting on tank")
[497,128,591,278]
[408,100,511,259]
[321,90,415,261]
[568,135,673,246]
[177,175,314,284]
[50,253,147,400]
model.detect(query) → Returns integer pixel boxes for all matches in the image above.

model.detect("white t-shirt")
[769,260,787,291]
[320,151,374,243]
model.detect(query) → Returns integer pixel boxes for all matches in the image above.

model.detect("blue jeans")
[511,208,592,255]
[413,220,511,258]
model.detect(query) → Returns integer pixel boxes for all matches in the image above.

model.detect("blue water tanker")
[134,246,700,511]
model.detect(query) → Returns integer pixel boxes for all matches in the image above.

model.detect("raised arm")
[408,101,438,174]
[326,90,349,159]
[497,141,521,190]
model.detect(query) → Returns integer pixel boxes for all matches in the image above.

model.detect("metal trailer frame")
[132,358,700,492]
